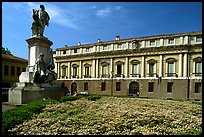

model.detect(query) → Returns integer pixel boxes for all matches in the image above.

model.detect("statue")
[33,52,56,83]
[31,5,50,37]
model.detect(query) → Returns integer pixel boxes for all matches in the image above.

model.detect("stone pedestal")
[9,82,66,104]
[26,36,53,71]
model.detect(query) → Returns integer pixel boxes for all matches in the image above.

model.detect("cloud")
[26,2,80,30]
[96,6,123,18]
[96,7,111,17]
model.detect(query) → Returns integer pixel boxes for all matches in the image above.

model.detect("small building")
[2,54,28,101]
[54,31,202,100]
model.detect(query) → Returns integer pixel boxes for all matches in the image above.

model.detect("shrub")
[2,99,56,135]
[60,96,81,102]
[86,95,101,101]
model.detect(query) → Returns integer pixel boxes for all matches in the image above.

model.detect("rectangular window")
[63,50,66,54]
[73,67,77,77]
[190,37,195,43]
[167,82,173,92]
[150,40,155,46]
[4,65,9,75]
[85,67,89,77]
[62,67,66,77]
[195,82,202,93]
[117,65,122,75]
[195,62,202,76]
[168,38,174,45]
[84,82,88,90]
[167,62,174,76]
[117,44,122,49]
[102,66,106,76]
[101,82,106,91]
[86,48,89,52]
[11,66,15,76]
[196,36,202,43]
[149,63,154,77]
[74,49,77,53]
[103,45,107,50]
[116,82,121,91]
[148,82,154,92]
[132,64,138,75]
[17,67,21,76]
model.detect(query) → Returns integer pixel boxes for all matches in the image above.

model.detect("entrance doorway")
[71,82,77,95]
[129,82,139,96]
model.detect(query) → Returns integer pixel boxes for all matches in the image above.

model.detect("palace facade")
[54,31,202,100]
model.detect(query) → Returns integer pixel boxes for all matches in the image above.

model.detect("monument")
[9,5,66,104]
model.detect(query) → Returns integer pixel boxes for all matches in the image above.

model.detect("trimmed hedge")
[86,95,101,101]
[2,99,56,135]
[60,95,101,102]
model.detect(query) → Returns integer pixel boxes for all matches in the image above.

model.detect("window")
[195,82,202,93]
[149,63,154,77]
[62,67,66,78]
[17,67,21,76]
[132,64,138,76]
[117,44,122,49]
[150,40,155,46]
[84,82,88,90]
[85,67,89,77]
[86,48,89,52]
[22,68,26,72]
[190,37,195,43]
[196,36,202,43]
[4,65,9,75]
[11,66,15,76]
[167,62,174,77]
[168,38,174,45]
[63,50,66,54]
[116,82,121,91]
[73,67,77,78]
[101,82,106,91]
[102,66,106,76]
[195,62,202,76]
[74,49,77,53]
[117,65,122,75]
[103,45,107,50]
[148,82,154,92]
[167,82,173,92]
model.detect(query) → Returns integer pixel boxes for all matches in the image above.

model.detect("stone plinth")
[19,72,34,83]
[26,36,53,69]
[9,82,66,104]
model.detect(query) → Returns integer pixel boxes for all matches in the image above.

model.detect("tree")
[2,46,12,55]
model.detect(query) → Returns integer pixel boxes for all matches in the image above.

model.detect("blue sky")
[2,2,202,59]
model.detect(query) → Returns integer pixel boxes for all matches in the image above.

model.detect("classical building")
[54,31,202,100]
[2,54,28,101]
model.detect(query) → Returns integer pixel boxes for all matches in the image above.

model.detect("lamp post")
[158,76,162,98]
[111,71,114,96]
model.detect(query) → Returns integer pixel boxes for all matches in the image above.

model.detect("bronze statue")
[31,5,50,37]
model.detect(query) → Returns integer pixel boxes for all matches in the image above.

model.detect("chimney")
[78,42,81,45]
[98,38,101,43]
[116,35,120,40]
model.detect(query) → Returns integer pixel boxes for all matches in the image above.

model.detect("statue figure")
[33,51,56,83]
[31,5,50,37]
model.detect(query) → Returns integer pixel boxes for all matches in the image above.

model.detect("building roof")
[2,54,28,63]
[56,31,202,51]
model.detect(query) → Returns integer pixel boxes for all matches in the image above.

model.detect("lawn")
[8,96,202,135]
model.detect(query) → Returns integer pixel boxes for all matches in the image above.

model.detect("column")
[57,62,60,79]
[160,39,164,46]
[179,54,183,77]
[159,55,163,77]
[96,59,99,78]
[180,37,183,45]
[67,62,71,79]
[183,53,187,77]
[184,36,189,45]
[141,56,145,77]
[79,61,82,78]
[125,57,129,78]
[110,58,113,76]
[92,59,96,78]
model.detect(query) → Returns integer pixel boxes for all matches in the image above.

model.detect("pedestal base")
[9,82,66,104]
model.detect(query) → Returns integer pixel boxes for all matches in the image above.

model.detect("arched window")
[166,58,177,77]
[147,59,157,77]
[130,60,140,77]
[193,57,202,76]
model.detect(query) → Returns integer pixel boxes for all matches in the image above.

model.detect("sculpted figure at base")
[31,5,50,37]
[33,52,56,83]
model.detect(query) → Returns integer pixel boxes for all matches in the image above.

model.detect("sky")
[2,2,202,60]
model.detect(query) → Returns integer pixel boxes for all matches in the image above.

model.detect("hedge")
[2,99,56,135]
